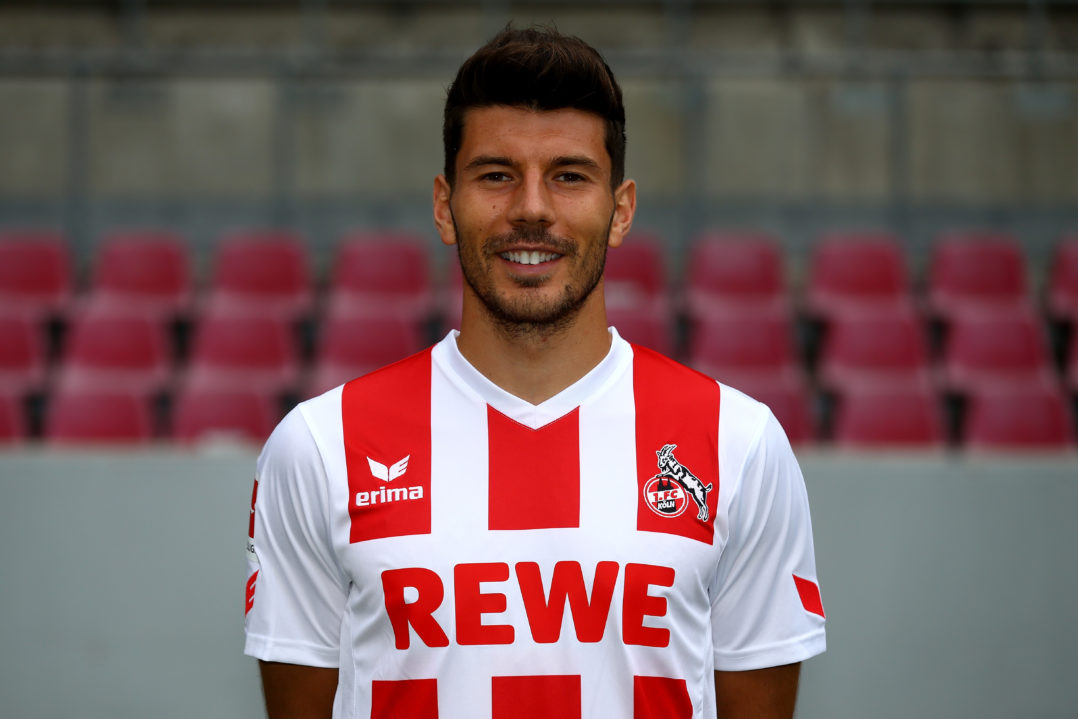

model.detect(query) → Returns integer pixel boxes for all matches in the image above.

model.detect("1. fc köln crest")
[642,444,712,522]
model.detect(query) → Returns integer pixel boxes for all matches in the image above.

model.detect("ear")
[607,178,636,249]
[433,174,457,246]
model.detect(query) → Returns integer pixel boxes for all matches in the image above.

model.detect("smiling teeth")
[502,250,559,265]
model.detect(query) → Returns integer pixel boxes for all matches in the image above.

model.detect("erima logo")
[368,455,410,482]
[358,455,422,508]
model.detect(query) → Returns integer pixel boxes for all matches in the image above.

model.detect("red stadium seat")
[964,384,1075,450]
[56,308,172,396]
[185,309,300,395]
[940,308,1054,394]
[832,383,945,448]
[687,307,802,391]
[604,233,667,311]
[805,231,911,320]
[607,303,675,357]
[1047,236,1078,323]
[927,231,1030,319]
[206,230,312,319]
[684,232,787,318]
[0,230,71,319]
[45,390,153,444]
[328,232,433,322]
[172,388,278,445]
[0,392,26,442]
[0,313,47,396]
[305,311,425,398]
[87,230,191,318]
[817,306,931,392]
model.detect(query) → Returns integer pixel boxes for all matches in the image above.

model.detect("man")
[245,26,825,719]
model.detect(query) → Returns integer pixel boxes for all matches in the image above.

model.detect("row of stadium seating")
[1,228,1077,449]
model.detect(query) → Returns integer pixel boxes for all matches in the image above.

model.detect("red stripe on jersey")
[491,675,581,719]
[371,678,438,719]
[793,574,826,618]
[632,345,720,544]
[488,406,580,530]
[343,350,433,544]
[244,570,258,616]
[633,676,693,719]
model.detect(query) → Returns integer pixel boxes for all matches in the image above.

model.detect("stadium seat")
[817,305,931,392]
[1047,236,1078,323]
[604,233,668,312]
[805,231,911,320]
[927,231,1030,319]
[55,308,172,396]
[0,230,71,319]
[185,309,300,395]
[0,392,26,442]
[964,384,1075,450]
[45,389,153,444]
[87,230,191,318]
[831,383,945,448]
[684,232,787,318]
[940,307,1055,394]
[206,230,312,319]
[327,232,433,323]
[304,311,425,398]
[0,312,47,396]
[171,387,278,445]
[687,307,802,391]
[607,303,675,357]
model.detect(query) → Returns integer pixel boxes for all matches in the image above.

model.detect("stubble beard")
[452,212,612,340]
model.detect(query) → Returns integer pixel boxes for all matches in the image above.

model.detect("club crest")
[642,443,712,522]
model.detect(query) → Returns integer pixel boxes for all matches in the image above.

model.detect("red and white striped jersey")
[244,330,825,719]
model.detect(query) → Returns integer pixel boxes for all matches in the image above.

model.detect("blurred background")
[0,1,1076,718]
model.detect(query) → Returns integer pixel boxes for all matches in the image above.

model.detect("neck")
[454,288,612,405]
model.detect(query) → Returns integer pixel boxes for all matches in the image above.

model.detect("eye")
[480,171,512,183]
[556,172,588,184]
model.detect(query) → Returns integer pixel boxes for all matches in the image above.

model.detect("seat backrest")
[686,232,784,301]
[190,311,296,371]
[63,310,170,373]
[808,232,908,304]
[929,232,1028,314]
[832,385,944,448]
[0,231,71,315]
[92,230,190,304]
[965,385,1074,449]
[0,313,45,384]
[316,312,424,368]
[820,307,929,377]
[943,308,1050,388]
[172,389,277,444]
[689,309,796,372]
[332,233,431,296]
[46,390,153,444]
[211,230,311,299]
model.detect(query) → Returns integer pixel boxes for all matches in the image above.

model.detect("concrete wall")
[1,449,1076,719]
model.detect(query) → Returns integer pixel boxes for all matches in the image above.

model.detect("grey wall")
[1,449,1076,719]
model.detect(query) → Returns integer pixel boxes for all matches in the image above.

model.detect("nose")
[509,170,555,227]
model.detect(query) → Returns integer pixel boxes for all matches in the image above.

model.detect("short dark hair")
[442,25,626,189]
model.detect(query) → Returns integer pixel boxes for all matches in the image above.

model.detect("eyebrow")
[461,155,604,173]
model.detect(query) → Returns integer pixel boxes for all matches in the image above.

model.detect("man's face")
[434,106,635,332]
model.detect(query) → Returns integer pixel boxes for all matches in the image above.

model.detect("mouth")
[499,249,562,266]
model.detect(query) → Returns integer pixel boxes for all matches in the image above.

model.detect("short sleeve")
[243,404,348,667]
[710,409,826,671]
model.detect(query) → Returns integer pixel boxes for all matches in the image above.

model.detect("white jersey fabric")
[244,329,825,719]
